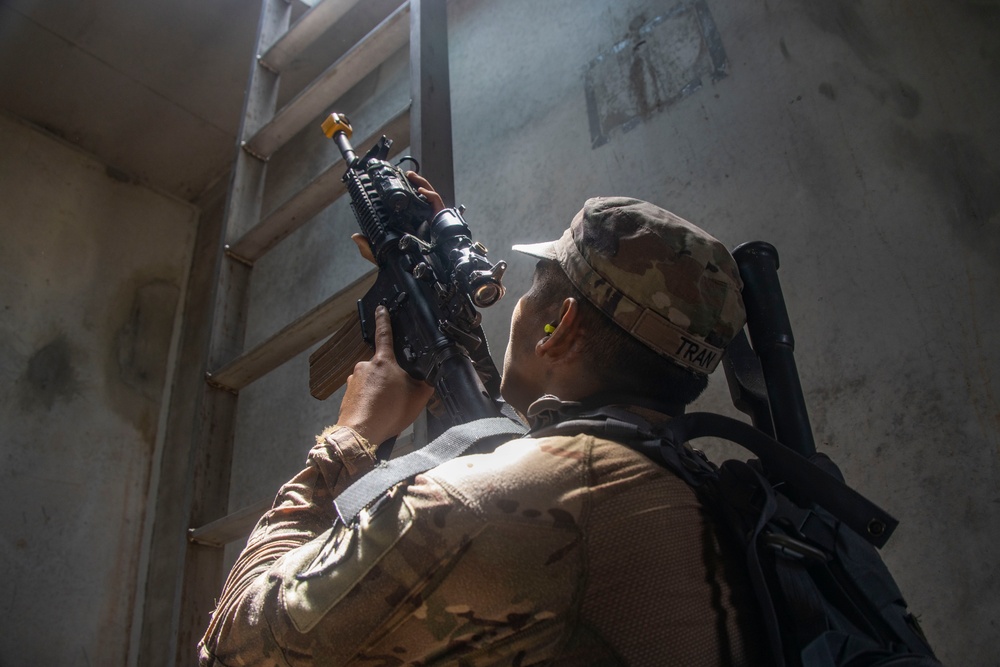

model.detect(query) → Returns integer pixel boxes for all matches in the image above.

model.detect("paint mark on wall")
[584,0,728,148]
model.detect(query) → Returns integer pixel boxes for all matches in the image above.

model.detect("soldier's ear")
[537,298,582,360]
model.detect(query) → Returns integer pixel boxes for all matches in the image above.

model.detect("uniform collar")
[524,393,681,432]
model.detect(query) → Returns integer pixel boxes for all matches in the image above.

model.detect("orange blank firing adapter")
[321,113,353,139]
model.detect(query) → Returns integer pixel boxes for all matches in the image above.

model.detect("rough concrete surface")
[0,113,196,665]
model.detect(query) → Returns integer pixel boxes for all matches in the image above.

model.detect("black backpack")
[532,404,942,667]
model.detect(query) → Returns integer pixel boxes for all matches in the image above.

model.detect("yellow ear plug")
[544,323,556,335]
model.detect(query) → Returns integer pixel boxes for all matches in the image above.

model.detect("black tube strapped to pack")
[733,242,816,457]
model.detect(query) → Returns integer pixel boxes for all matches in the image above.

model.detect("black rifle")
[309,114,508,432]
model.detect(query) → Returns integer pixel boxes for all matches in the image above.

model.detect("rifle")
[308,113,508,433]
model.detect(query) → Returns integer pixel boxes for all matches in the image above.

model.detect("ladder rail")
[161,1,458,664]
[172,3,293,664]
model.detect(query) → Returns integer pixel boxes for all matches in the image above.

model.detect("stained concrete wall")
[224,1,998,665]
[0,113,197,665]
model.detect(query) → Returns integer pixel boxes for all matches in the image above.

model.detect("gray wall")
[0,113,197,665]
[227,1,999,665]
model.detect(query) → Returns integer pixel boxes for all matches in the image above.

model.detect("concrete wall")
[0,113,197,665]
[224,0,998,664]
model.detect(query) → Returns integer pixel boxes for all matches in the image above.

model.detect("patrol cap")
[512,197,746,375]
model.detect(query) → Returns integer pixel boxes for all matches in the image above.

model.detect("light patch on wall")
[584,1,728,148]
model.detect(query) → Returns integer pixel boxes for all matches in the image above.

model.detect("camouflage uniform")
[200,402,763,666]
[200,198,763,665]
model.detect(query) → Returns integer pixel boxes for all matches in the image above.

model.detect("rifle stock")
[308,311,369,400]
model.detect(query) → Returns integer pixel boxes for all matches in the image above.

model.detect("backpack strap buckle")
[763,532,830,563]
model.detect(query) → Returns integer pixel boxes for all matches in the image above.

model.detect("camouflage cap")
[512,197,746,375]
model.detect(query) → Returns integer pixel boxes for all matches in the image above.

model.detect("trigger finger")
[351,234,376,264]
[373,305,394,358]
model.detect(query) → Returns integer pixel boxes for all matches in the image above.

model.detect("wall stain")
[803,3,924,120]
[115,279,179,401]
[818,82,837,100]
[960,0,1000,21]
[897,130,1000,259]
[18,335,79,411]
[880,80,922,119]
[802,0,881,66]
[779,37,791,60]
[982,42,1000,81]
[105,165,134,184]
[105,277,181,444]
[937,134,1000,255]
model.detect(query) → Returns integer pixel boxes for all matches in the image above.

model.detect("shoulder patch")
[281,491,414,633]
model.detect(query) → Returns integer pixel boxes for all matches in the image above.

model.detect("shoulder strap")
[658,412,898,548]
[334,412,526,525]
[534,408,898,549]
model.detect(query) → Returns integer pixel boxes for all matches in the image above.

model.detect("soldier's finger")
[406,171,445,213]
[373,305,395,360]
[351,234,376,264]
[405,170,431,189]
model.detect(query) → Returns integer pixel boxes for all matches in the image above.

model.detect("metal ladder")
[136,1,457,663]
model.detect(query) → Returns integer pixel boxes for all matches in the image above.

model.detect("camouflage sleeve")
[198,425,379,666]
[197,434,591,666]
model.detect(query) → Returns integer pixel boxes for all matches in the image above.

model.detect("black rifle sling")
[334,412,526,525]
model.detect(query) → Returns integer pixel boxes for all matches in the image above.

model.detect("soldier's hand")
[350,173,444,265]
[336,305,434,446]
[406,171,445,214]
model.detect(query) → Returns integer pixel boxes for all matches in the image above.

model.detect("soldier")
[199,183,765,665]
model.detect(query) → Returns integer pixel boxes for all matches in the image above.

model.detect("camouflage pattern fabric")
[199,401,764,666]
[512,198,746,375]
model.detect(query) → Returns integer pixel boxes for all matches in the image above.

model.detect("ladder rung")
[246,1,410,159]
[207,269,376,392]
[260,0,367,72]
[228,103,411,263]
